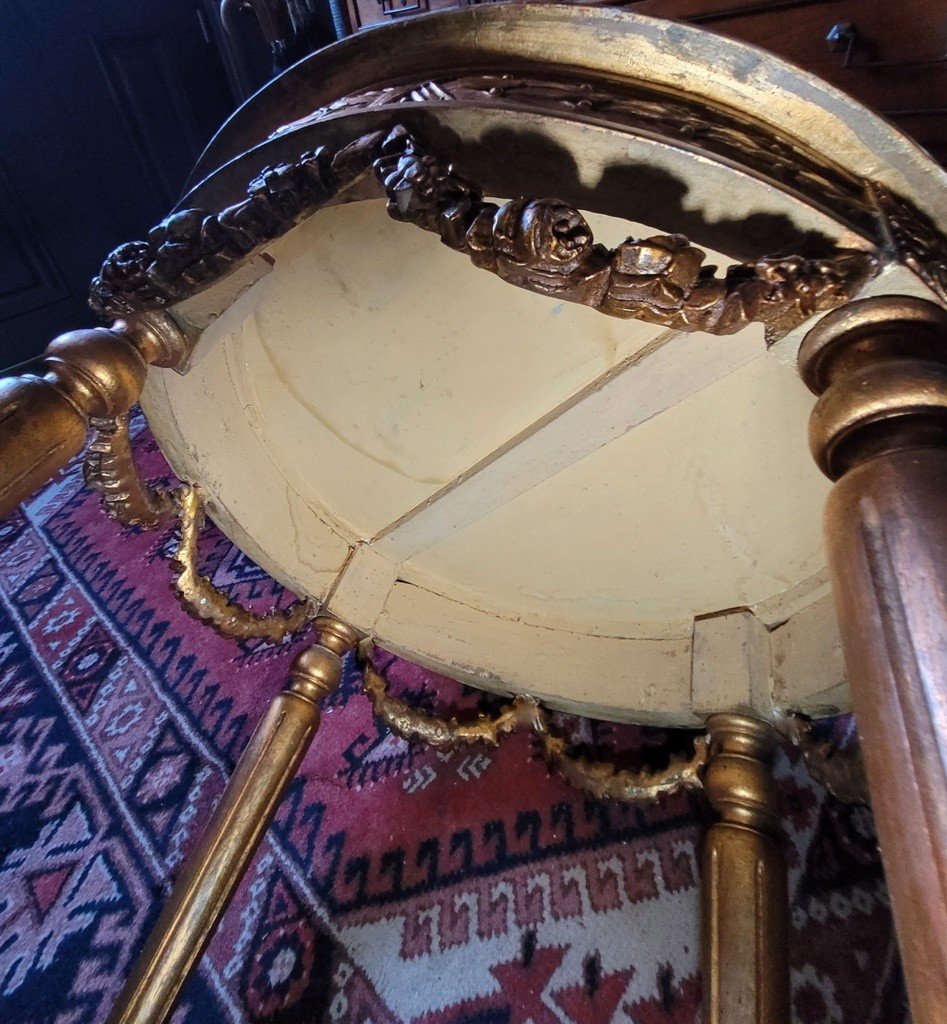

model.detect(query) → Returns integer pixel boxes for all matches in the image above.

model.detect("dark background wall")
[0,0,333,371]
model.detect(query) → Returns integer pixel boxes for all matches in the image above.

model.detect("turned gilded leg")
[799,296,947,1024]
[0,313,187,518]
[106,615,358,1024]
[702,714,789,1024]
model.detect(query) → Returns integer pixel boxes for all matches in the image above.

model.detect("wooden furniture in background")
[634,0,947,166]
[337,0,947,165]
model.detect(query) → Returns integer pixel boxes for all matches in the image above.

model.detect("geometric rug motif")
[0,418,910,1023]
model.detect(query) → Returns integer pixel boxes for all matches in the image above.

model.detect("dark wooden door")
[0,0,237,368]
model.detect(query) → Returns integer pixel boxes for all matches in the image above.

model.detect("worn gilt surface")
[81,424,316,644]
[362,655,709,802]
[90,123,885,337]
[363,658,534,751]
[83,415,175,529]
[170,484,312,643]
[273,73,876,230]
[373,125,876,337]
[532,713,710,803]
[89,131,387,319]
[869,182,947,303]
[273,74,947,301]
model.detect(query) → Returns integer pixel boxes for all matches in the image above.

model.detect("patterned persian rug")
[0,417,909,1024]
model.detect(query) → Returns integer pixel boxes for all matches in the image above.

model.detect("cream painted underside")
[143,196,854,725]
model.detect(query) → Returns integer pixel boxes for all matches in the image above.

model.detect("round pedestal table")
[1,8,946,1023]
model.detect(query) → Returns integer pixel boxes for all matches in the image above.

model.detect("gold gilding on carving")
[89,132,386,320]
[361,654,708,801]
[169,484,312,642]
[362,657,534,750]
[531,710,709,802]
[83,415,175,529]
[274,73,874,230]
[373,126,877,338]
[869,182,947,304]
[89,124,881,339]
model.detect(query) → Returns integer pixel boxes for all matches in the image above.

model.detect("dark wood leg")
[799,295,947,1024]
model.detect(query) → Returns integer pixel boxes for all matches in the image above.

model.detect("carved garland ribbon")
[81,428,868,804]
[91,124,877,338]
[83,413,175,530]
[363,655,710,803]
[169,484,312,643]
[83,426,312,644]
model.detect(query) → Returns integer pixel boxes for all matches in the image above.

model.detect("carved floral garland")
[91,123,879,337]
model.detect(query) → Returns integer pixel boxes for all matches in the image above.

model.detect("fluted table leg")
[799,296,947,1024]
[702,713,790,1024]
[105,615,358,1024]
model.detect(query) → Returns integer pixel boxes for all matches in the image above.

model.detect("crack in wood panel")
[372,325,766,560]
